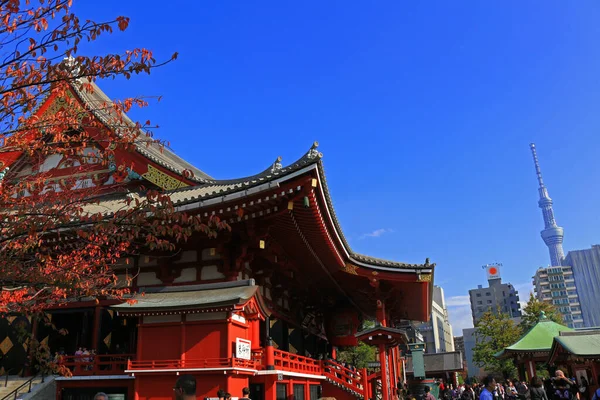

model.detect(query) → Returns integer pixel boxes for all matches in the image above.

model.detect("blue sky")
[71,1,600,335]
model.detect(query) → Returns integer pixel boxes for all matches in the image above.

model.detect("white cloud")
[446,295,470,307]
[444,296,474,336]
[359,228,394,239]
[447,304,474,336]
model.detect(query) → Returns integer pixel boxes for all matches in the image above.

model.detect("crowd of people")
[422,371,599,400]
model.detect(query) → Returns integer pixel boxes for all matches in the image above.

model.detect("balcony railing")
[124,350,366,398]
[127,358,258,371]
[272,350,322,374]
[60,354,134,376]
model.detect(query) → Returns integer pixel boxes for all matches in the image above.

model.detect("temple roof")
[111,279,261,315]
[551,331,600,357]
[496,317,572,358]
[70,78,214,183]
[15,77,434,276]
[86,140,432,272]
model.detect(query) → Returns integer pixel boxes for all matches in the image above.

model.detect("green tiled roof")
[553,333,600,357]
[496,320,572,358]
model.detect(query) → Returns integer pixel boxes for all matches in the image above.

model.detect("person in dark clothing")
[173,375,197,400]
[554,370,575,400]
[461,385,475,400]
[579,377,589,400]
[530,377,549,400]
[240,387,251,400]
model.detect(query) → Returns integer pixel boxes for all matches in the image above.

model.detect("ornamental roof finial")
[307,141,321,159]
[270,156,283,173]
[62,55,81,75]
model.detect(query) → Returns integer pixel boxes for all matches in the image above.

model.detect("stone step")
[0,376,44,399]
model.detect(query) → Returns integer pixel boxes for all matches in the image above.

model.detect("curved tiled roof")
[496,318,573,358]
[85,141,434,272]
[69,78,214,183]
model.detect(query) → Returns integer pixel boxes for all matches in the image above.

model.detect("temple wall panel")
[201,265,226,280]
[173,267,196,283]
[227,375,250,399]
[140,325,180,360]
[185,322,226,359]
[137,271,162,286]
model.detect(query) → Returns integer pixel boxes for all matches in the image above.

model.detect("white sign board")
[486,264,501,280]
[235,338,252,360]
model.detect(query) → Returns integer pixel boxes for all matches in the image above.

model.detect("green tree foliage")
[519,292,563,332]
[337,342,377,369]
[473,310,522,379]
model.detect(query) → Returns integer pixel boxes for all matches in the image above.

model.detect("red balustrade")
[323,359,365,395]
[272,349,322,374]
[126,358,258,371]
[60,354,134,376]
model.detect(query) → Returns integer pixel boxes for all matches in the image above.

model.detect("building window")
[476,293,481,297]
[309,385,321,400]
[277,384,287,400]
[478,307,483,312]
[477,301,482,305]
[294,384,305,400]
[486,292,491,296]
[487,300,492,304]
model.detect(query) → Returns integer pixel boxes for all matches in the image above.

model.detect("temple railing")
[123,350,365,398]
[60,354,134,376]
[126,358,258,371]
[271,349,322,374]
[323,359,364,395]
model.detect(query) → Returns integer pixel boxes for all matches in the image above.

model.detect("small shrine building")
[496,313,572,381]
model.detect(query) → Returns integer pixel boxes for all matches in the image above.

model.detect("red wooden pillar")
[92,305,102,351]
[227,316,234,359]
[266,338,275,370]
[136,322,143,361]
[331,346,337,360]
[287,379,294,400]
[362,368,370,400]
[390,347,398,399]
[526,359,535,381]
[304,381,310,400]
[180,315,186,364]
[252,319,261,350]
[379,344,389,400]
[134,375,140,400]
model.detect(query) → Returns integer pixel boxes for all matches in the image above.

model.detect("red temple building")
[0,78,435,400]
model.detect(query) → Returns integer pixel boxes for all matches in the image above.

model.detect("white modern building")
[532,266,584,328]
[416,285,455,354]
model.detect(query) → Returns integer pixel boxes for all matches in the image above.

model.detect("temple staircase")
[0,375,45,400]
[322,360,365,399]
